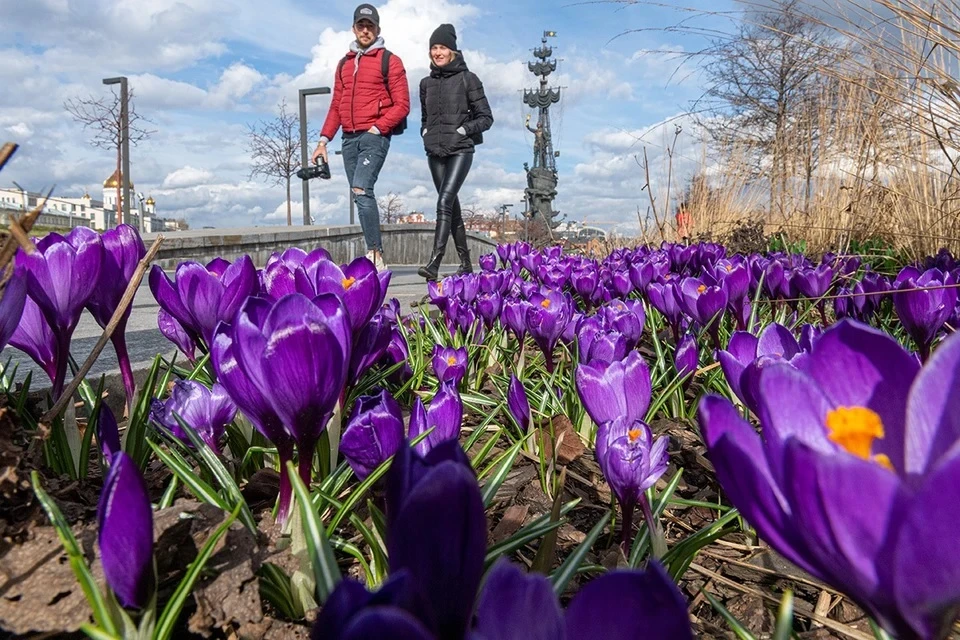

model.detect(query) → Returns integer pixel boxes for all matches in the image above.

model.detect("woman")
[417,23,494,281]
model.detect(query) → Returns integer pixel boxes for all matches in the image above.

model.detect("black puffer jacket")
[420,54,494,157]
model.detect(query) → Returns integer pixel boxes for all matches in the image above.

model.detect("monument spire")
[523,30,562,232]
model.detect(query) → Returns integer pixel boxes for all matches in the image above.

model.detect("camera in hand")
[297,159,331,181]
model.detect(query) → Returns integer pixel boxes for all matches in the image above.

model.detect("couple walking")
[311,3,494,280]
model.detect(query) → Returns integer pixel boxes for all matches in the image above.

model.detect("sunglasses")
[354,21,377,32]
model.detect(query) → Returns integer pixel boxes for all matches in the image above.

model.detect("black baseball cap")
[353,4,379,26]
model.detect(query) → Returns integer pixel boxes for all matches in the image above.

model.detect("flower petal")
[474,560,563,640]
[904,329,960,474]
[564,562,692,640]
[801,320,918,471]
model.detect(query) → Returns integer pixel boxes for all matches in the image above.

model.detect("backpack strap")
[381,49,392,98]
[336,55,348,85]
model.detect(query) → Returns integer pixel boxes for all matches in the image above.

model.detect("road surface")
[1,265,439,390]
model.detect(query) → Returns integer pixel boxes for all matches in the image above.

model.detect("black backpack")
[337,50,407,135]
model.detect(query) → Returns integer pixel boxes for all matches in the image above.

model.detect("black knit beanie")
[430,24,458,51]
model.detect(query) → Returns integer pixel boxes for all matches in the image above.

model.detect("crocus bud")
[674,333,698,380]
[506,375,531,433]
[98,452,154,610]
[340,389,404,480]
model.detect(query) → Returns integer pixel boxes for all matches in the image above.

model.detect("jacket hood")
[430,53,468,78]
[350,36,386,55]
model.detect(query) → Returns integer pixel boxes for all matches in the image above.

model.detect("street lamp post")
[334,150,355,225]
[498,203,513,240]
[298,87,331,226]
[102,77,129,229]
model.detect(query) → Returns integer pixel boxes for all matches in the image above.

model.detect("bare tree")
[247,99,305,226]
[64,87,153,224]
[694,0,845,215]
[377,192,405,224]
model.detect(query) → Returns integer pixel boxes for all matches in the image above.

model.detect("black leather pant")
[426,153,473,272]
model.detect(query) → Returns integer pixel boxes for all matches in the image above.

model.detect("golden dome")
[102,169,133,189]
[145,196,155,205]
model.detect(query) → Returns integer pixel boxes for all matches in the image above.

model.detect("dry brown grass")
[623,0,960,258]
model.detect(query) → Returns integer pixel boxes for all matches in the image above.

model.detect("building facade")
[0,169,179,232]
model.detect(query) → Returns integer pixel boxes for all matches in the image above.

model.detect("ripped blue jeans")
[341,131,389,252]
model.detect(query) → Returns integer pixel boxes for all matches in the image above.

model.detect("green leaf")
[154,504,241,640]
[148,441,229,511]
[158,475,179,509]
[167,414,257,533]
[287,461,341,603]
[258,563,303,621]
[480,437,526,507]
[32,471,119,637]
[663,508,741,579]
[125,354,164,469]
[550,510,611,596]
[78,376,107,479]
[773,589,794,640]
[80,624,121,640]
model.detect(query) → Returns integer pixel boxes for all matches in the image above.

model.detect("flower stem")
[620,500,635,553]
[276,441,294,526]
[639,493,667,560]
[111,329,136,413]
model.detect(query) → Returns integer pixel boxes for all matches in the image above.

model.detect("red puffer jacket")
[321,46,410,139]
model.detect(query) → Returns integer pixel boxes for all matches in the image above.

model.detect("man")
[312,3,410,271]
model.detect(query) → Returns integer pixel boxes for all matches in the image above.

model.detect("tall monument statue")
[523,31,562,229]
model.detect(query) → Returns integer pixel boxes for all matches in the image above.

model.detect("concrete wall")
[143,223,499,269]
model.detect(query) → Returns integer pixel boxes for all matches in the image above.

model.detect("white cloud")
[162,166,216,189]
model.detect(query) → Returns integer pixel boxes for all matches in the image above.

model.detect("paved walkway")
[1,265,438,390]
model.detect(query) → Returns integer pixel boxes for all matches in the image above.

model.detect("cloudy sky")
[1,0,739,233]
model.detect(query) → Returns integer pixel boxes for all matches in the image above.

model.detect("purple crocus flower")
[97,404,121,459]
[157,309,197,363]
[674,332,698,381]
[599,419,669,547]
[150,256,258,349]
[9,294,58,387]
[575,350,651,427]
[340,389,404,480]
[893,267,957,361]
[86,225,146,406]
[347,311,393,385]
[479,253,497,271]
[526,288,574,372]
[572,262,600,303]
[716,323,806,414]
[98,452,154,610]
[314,439,693,640]
[506,374,531,433]
[0,269,26,352]
[20,227,103,397]
[149,380,237,454]
[432,346,468,387]
[501,298,531,343]
[473,559,692,640]
[476,291,503,328]
[212,293,351,524]
[699,319,960,639]
[646,279,684,342]
[679,277,727,346]
[301,257,386,332]
[577,316,632,364]
[408,384,464,455]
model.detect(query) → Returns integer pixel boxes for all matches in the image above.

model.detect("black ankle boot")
[419,214,452,281]
[452,219,472,274]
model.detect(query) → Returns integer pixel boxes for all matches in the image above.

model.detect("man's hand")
[311,142,328,165]
[367,126,380,135]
